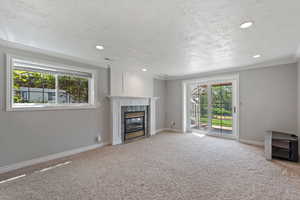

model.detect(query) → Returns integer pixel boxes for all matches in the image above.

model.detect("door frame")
[182,73,240,140]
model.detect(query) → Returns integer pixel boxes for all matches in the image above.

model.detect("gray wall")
[298,61,300,136]
[298,62,300,154]
[239,63,297,142]
[166,79,182,129]
[153,79,166,130]
[0,45,110,168]
[166,63,298,143]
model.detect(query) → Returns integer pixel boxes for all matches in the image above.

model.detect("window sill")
[6,104,98,112]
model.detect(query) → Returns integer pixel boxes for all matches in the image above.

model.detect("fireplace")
[124,111,146,141]
[121,105,149,143]
[108,96,158,145]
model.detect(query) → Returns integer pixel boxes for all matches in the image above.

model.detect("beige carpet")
[0,132,300,200]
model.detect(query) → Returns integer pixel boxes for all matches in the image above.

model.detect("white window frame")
[6,54,98,111]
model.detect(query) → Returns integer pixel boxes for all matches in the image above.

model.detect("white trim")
[7,104,98,112]
[0,39,106,68]
[239,139,264,146]
[147,128,184,134]
[182,82,187,133]
[0,142,110,174]
[233,76,240,140]
[0,39,296,81]
[153,74,169,80]
[0,174,26,184]
[181,73,239,85]
[7,54,97,78]
[294,44,300,59]
[165,56,296,80]
[149,98,157,136]
[108,96,159,100]
[6,55,12,111]
[108,96,158,145]
[154,128,167,134]
[6,54,98,111]
[182,73,240,140]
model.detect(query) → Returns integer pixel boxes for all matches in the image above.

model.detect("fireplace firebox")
[124,111,146,141]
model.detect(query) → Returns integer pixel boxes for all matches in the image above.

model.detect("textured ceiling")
[1,0,300,77]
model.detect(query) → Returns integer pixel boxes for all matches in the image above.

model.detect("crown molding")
[164,56,297,80]
[0,39,107,68]
[153,74,169,80]
[0,39,298,80]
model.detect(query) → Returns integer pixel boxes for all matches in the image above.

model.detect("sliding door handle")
[233,106,237,113]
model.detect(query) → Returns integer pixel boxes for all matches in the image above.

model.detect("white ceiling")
[1,0,300,77]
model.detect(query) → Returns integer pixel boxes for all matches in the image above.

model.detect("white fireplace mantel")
[108,96,159,145]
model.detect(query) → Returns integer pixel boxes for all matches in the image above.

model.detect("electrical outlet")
[96,135,102,143]
[170,121,176,128]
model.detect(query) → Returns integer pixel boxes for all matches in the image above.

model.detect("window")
[7,55,96,111]
[58,76,89,104]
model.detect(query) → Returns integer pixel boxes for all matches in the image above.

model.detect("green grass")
[199,116,232,128]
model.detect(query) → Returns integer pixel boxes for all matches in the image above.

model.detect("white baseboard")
[239,139,264,146]
[163,128,183,133]
[0,142,110,174]
[154,129,166,134]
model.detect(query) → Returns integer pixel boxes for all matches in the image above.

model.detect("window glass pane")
[190,84,208,130]
[58,76,89,104]
[13,69,56,104]
[211,83,232,134]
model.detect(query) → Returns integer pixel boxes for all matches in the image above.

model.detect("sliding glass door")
[189,78,238,139]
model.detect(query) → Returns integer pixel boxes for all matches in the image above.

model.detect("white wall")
[0,45,110,168]
[166,63,298,143]
[110,67,154,97]
[153,79,166,130]
[110,67,167,130]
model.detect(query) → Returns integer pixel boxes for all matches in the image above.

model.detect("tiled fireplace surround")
[108,96,158,145]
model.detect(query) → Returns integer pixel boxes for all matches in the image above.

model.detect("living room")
[0,1,300,199]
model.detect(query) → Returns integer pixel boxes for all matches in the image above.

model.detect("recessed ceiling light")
[96,45,104,50]
[142,68,147,72]
[253,54,261,58]
[240,21,254,29]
